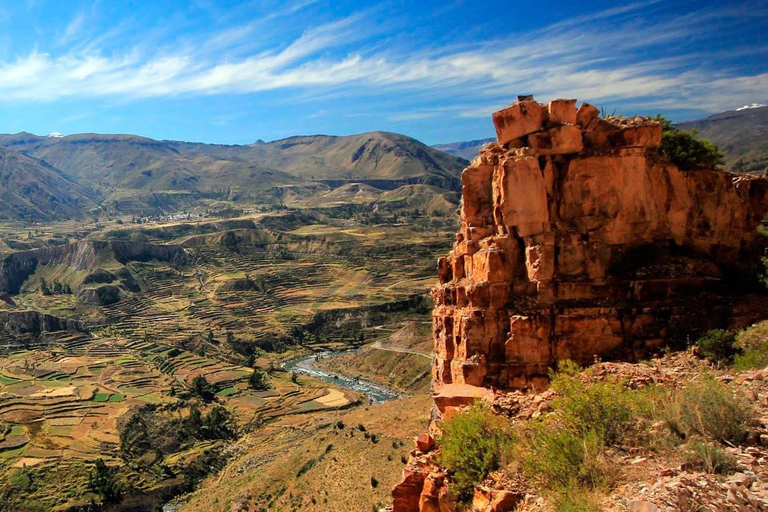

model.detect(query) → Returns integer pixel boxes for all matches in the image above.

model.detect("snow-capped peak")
[736,103,767,111]
[47,132,64,138]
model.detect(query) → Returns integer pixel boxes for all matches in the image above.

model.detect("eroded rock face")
[432,97,768,400]
[0,240,186,295]
[391,97,768,512]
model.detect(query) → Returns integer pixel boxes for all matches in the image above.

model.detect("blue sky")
[0,0,766,145]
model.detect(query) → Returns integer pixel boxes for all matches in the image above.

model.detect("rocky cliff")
[392,97,768,512]
[432,97,768,399]
[0,240,186,294]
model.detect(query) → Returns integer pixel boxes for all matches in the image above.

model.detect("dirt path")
[369,341,431,358]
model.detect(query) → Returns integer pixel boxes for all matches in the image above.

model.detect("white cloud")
[60,11,85,44]
[0,2,765,116]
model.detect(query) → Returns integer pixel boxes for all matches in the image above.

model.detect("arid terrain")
[0,95,766,512]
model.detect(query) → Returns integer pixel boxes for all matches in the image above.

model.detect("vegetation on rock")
[437,402,513,501]
[654,115,725,170]
[435,358,754,510]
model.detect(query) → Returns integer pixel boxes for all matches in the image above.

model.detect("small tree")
[249,368,271,391]
[203,406,236,440]
[191,375,216,401]
[40,278,51,296]
[654,115,725,171]
[89,459,122,505]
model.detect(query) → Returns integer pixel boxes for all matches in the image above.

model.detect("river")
[282,351,401,404]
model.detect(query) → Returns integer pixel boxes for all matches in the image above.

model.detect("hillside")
[0,131,465,216]
[0,146,98,221]
[0,133,300,204]
[677,105,768,174]
[169,131,465,189]
[431,138,493,161]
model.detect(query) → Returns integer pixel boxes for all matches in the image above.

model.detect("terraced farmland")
[0,207,452,510]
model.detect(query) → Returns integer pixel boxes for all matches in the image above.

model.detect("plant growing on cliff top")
[437,401,514,502]
[653,115,725,171]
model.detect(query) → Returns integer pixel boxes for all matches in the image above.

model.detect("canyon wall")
[392,97,768,512]
[431,97,768,409]
[0,240,186,294]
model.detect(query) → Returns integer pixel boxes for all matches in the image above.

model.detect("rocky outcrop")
[392,97,768,512]
[0,240,186,294]
[0,311,84,334]
[77,285,123,306]
[432,97,768,400]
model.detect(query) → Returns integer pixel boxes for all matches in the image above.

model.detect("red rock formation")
[432,97,768,405]
[391,96,768,512]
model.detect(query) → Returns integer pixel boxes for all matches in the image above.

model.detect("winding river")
[282,351,402,404]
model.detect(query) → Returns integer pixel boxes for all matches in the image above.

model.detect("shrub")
[659,374,749,444]
[517,362,646,505]
[249,368,271,391]
[521,426,609,491]
[680,439,737,474]
[734,322,768,371]
[437,402,514,502]
[654,115,725,171]
[89,459,122,505]
[695,330,738,365]
[549,361,639,446]
[191,375,216,401]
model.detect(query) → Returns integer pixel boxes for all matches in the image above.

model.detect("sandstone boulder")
[492,101,547,146]
[547,98,577,124]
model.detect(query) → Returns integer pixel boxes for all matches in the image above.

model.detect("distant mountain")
[0,146,98,221]
[0,132,299,196]
[0,130,466,217]
[676,105,768,174]
[168,131,464,189]
[431,138,494,161]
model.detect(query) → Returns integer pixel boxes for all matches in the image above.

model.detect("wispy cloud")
[0,1,765,116]
[59,11,86,45]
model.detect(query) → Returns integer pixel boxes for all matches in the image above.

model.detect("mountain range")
[676,104,768,174]
[0,131,465,221]
[0,105,765,222]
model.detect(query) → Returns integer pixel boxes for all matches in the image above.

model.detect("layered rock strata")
[391,97,768,512]
[432,97,768,402]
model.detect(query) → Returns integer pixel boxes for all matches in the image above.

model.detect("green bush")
[695,330,738,365]
[521,426,608,491]
[191,375,216,401]
[654,116,725,170]
[680,439,737,474]
[89,459,122,505]
[550,361,640,446]
[437,402,514,502]
[249,368,271,391]
[734,322,768,371]
[659,374,749,444]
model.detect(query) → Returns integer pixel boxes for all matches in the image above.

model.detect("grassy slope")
[0,147,98,221]
[179,394,432,512]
